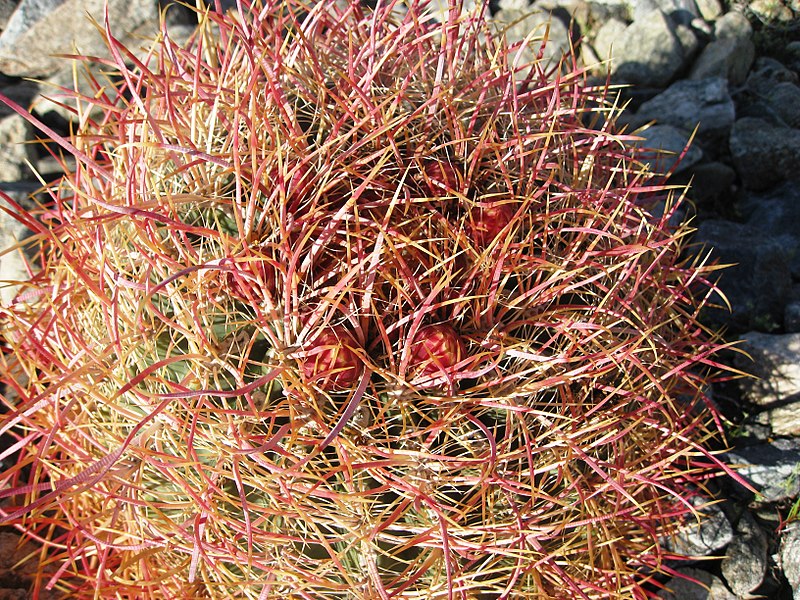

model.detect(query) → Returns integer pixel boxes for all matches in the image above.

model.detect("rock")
[761,404,800,438]
[31,21,198,123]
[0,78,38,119]
[0,0,161,77]
[0,114,34,182]
[786,40,800,72]
[580,41,600,69]
[736,332,800,407]
[689,36,754,85]
[580,0,630,23]
[786,301,800,334]
[684,161,736,207]
[31,66,93,122]
[746,56,798,91]
[675,22,700,63]
[635,77,735,143]
[726,438,800,502]
[694,219,792,332]
[630,0,700,23]
[730,118,800,191]
[738,183,800,278]
[427,0,482,21]
[591,17,627,61]
[749,0,795,22]
[658,567,736,599]
[0,190,33,305]
[494,5,572,71]
[634,124,702,174]
[714,9,753,40]
[782,523,800,600]
[720,511,768,596]
[763,82,800,129]
[0,0,18,30]
[611,10,686,86]
[689,15,712,37]
[694,0,722,20]
[662,497,733,557]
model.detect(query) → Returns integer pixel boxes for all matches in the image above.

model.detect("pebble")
[736,332,800,408]
[0,0,160,77]
[729,117,800,191]
[634,124,703,174]
[694,219,792,332]
[726,438,800,503]
[782,523,800,600]
[662,497,733,557]
[611,10,687,86]
[658,567,736,599]
[720,511,768,595]
[0,113,33,182]
[635,77,735,143]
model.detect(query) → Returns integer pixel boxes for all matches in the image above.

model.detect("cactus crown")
[0,1,734,598]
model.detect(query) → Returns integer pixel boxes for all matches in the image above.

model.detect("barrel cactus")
[0,1,736,598]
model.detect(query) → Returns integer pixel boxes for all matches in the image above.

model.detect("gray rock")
[694,0,722,20]
[720,511,768,596]
[636,77,735,143]
[695,219,792,332]
[714,9,753,40]
[0,0,161,77]
[580,42,600,69]
[632,0,699,24]
[675,22,700,63]
[786,40,800,72]
[689,15,712,36]
[663,497,733,557]
[494,5,572,72]
[658,567,736,599]
[736,332,800,408]
[746,56,798,91]
[504,6,570,68]
[726,438,800,502]
[749,0,795,22]
[0,79,38,119]
[0,113,34,182]
[786,301,800,334]
[0,0,18,30]
[782,523,800,600]
[685,161,736,205]
[581,0,630,24]
[763,82,800,129]
[427,0,482,21]
[760,403,800,438]
[634,124,702,174]
[730,118,800,191]
[689,36,755,85]
[592,17,627,61]
[0,190,34,305]
[611,10,686,86]
[739,182,800,278]
[32,65,97,122]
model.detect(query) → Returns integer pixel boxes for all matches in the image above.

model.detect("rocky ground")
[0,0,799,598]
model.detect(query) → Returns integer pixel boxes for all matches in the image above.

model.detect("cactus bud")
[467,202,515,248]
[421,160,461,196]
[408,323,465,384]
[300,325,363,390]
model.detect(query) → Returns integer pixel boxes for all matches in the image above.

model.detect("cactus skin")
[0,1,740,598]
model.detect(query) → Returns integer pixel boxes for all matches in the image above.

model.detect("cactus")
[0,1,738,598]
